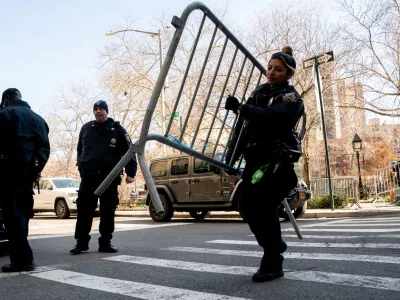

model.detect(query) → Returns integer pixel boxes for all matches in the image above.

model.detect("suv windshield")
[52,179,80,189]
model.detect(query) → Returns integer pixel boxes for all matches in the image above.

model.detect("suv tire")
[149,193,174,222]
[281,201,307,221]
[189,210,210,220]
[55,199,70,219]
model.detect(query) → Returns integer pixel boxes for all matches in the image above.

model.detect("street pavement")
[1,206,400,299]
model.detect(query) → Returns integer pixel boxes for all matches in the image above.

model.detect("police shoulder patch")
[282,92,298,102]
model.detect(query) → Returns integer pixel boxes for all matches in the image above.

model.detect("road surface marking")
[207,240,400,249]
[164,247,400,264]
[30,269,249,300]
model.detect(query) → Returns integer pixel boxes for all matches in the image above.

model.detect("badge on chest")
[110,138,116,147]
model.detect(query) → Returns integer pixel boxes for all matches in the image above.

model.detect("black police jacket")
[77,118,137,178]
[0,100,50,172]
[226,82,304,164]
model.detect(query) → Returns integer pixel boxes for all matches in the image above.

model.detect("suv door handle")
[170,180,179,184]
[192,179,200,182]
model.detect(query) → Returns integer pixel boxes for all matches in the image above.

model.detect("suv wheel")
[280,201,307,221]
[149,193,174,222]
[55,199,70,219]
[189,210,210,221]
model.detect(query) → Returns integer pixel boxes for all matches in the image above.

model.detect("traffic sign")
[165,112,180,120]
[302,51,334,69]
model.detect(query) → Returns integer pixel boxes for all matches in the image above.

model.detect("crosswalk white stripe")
[104,255,260,275]
[207,240,400,249]
[30,269,249,300]
[164,247,400,264]
[311,223,400,227]
[103,255,400,292]
[282,228,400,232]
[282,234,400,239]
[285,271,400,292]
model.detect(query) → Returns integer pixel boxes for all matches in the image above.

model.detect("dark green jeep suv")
[145,154,311,222]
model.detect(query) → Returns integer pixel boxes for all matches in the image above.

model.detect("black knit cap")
[93,100,109,114]
[270,46,296,72]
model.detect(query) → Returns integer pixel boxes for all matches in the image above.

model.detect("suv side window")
[171,158,189,176]
[150,161,168,177]
[194,158,212,173]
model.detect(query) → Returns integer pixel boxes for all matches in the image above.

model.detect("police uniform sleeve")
[118,126,137,178]
[33,116,51,172]
[77,127,83,163]
[225,115,245,165]
[239,93,304,126]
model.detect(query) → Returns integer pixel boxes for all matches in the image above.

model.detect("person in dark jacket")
[0,88,50,272]
[70,100,137,254]
[225,46,304,282]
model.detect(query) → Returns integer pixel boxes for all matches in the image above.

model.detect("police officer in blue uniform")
[70,100,137,254]
[0,88,50,272]
[225,47,304,282]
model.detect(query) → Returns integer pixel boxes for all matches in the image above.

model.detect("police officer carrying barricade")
[224,46,304,282]
[70,100,137,254]
[0,88,50,272]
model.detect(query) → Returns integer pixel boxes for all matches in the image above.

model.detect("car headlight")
[68,193,78,197]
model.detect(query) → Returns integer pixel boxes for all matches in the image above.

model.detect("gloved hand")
[225,95,240,111]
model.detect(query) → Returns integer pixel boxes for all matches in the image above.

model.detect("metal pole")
[159,30,167,157]
[314,56,335,210]
[282,199,303,239]
[356,150,363,199]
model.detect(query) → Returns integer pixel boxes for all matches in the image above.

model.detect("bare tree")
[338,0,400,116]
[42,84,95,178]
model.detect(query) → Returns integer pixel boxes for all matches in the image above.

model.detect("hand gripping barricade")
[94,1,306,238]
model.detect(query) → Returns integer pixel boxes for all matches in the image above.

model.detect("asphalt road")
[1,213,400,299]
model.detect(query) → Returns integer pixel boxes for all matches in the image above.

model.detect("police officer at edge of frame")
[224,46,304,282]
[70,100,137,254]
[0,88,50,272]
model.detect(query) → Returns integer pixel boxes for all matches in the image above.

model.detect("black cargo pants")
[239,158,297,265]
[0,165,36,266]
[74,173,120,246]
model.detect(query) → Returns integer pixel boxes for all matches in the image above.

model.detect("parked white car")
[33,178,80,219]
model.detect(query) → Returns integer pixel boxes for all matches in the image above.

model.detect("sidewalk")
[115,202,400,219]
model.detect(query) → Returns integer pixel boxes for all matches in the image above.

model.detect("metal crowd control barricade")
[94,2,306,238]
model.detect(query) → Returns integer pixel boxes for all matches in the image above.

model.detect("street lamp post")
[106,29,166,156]
[352,133,364,200]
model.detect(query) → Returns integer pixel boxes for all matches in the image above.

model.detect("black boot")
[2,261,36,273]
[70,242,89,255]
[98,241,118,253]
[252,254,284,283]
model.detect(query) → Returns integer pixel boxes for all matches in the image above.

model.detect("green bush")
[307,194,349,209]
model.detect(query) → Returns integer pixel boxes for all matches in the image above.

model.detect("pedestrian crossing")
[2,215,400,299]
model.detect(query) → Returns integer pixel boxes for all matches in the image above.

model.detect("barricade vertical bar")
[190,36,229,149]
[202,47,239,154]
[179,25,219,142]
[211,57,247,158]
[165,13,207,136]
[223,66,258,164]
[222,71,263,162]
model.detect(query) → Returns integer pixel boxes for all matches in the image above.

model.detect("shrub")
[307,194,349,209]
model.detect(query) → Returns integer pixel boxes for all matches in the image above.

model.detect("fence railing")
[311,177,358,200]
[372,163,400,204]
